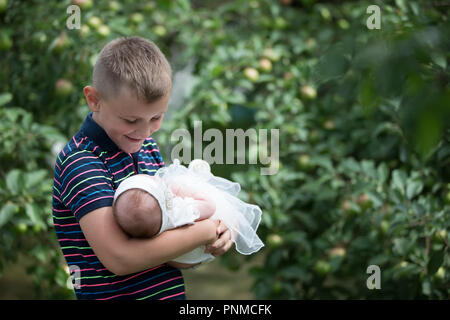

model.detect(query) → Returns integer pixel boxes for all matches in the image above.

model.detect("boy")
[52,36,232,300]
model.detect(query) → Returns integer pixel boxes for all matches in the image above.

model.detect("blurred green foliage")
[0,0,448,299]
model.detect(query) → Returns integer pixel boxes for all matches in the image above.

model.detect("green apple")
[340,199,359,215]
[131,13,144,24]
[272,281,283,294]
[14,223,28,234]
[356,193,372,211]
[143,1,156,13]
[380,220,390,234]
[79,25,90,38]
[340,199,351,212]
[301,85,317,100]
[0,31,12,50]
[263,47,281,62]
[274,17,287,29]
[108,1,121,12]
[33,223,43,233]
[33,32,47,45]
[244,67,259,82]
[72,0,93,10]
[338,19,350,30]
[259,58,272,72]
[153,25,167,37]
[313,260,331,275]
[309,129,320,143]
[55,79,74,97]
[297,154,314,171]
[319,7,331,21]
[283,71,293,81]
[51,33,70,53]
[328,247,346,258]
[435,267,445,280]
[306,38,317,50]
[445,191,450,204]
[0,0,7,13]
[285,125,297,135]
[434,229,448,242]
[323,119,335,130]
[97,25,110,38]
[267,234,283,248]
[87,16,102,29]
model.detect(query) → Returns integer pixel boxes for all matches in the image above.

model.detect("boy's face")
[84,86,169,153]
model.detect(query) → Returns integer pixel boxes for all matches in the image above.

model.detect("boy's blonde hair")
[93,36,172,103]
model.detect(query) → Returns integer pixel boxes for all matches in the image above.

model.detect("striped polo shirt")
[52,112,186,300]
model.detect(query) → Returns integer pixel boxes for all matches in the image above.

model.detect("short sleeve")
[55,150,114,222]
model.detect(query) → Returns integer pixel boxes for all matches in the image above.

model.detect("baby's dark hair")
[113,188,162,238]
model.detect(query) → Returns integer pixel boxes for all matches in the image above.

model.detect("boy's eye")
[123,115,162,123]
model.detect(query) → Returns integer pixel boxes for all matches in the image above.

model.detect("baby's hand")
[205,220,233,257]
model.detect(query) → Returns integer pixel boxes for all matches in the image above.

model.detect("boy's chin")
[123,145,141,153]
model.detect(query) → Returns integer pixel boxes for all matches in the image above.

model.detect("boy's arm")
[166,261,201,269]
[79,206,218,276]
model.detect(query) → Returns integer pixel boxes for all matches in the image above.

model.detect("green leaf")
[430,52,447,70]
[0,203,17,228]
[0,92,13,107]
[366,191,383,208]
[25,203,43,225]
[340,157,360,173]
[279,266,311,282]
[392,169,407,195]
[312,155,334,172]
[361,160,377,179]
[406,179,423,199]
[377,163,389,185]
[6,169,24,196]
[393,238,412,256]
[25,170,48,189]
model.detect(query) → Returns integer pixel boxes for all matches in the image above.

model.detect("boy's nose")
[136,123,157,138]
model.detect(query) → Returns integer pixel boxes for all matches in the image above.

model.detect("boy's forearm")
[115,219,215,275]
[167,261,201,269]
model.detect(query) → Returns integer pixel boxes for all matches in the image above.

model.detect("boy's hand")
[204,220,233,257]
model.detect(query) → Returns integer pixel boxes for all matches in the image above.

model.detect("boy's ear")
[83,86,101,112]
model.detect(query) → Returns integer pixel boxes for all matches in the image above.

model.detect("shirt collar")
[80,112,121,153]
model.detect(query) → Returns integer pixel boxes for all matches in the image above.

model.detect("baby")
[113,175,216,239]
[112,159,264,265]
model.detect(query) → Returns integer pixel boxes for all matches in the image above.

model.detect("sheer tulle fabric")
[156,159,264,256]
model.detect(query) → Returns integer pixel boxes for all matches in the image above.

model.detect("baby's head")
[113,188,162,238]
[83,36,172,153]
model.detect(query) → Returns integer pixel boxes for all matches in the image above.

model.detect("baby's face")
[89,86,169,153]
